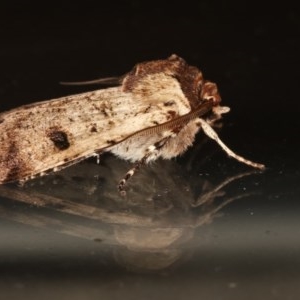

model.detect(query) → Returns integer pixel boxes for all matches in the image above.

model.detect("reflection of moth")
[0,158,259,273]
[0,54,264,192]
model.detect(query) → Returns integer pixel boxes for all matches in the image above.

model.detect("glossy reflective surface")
[0,2,299,299]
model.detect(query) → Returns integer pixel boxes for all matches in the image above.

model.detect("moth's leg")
[118,137,171,195]
[118,154,149,195]
[198,118,265,169]
[92,153,101,164]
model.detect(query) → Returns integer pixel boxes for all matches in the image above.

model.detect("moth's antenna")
[60,76,123,86]
[131,101,214,138]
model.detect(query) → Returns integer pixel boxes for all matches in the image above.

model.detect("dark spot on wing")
[90,124,97,132]
[163,101,175,106]
[144,105,151,113]
[101,108,109,117]
[48,130,70,150]
[167,110,177,119]
[106,139,117,145]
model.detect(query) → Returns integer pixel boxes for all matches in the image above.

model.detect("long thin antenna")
[60,76,123,86]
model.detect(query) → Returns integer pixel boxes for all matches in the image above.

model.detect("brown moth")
[0,54,264,193]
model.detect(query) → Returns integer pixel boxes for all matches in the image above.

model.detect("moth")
[0,54,264,193]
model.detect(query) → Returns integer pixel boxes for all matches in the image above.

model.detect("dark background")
[0,1,299,166]
[0,1,300,299]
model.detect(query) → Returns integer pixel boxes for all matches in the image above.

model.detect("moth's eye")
[203,96,219,106]
[201,82,221,105]
[209,95,221,105]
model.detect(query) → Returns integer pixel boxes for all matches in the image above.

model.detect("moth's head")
[200,81,221,106]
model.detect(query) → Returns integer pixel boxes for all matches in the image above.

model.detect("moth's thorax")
[125,72,191,115]
[122,54,221,111]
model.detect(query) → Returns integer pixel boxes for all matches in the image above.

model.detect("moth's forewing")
[0,71,192,183]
